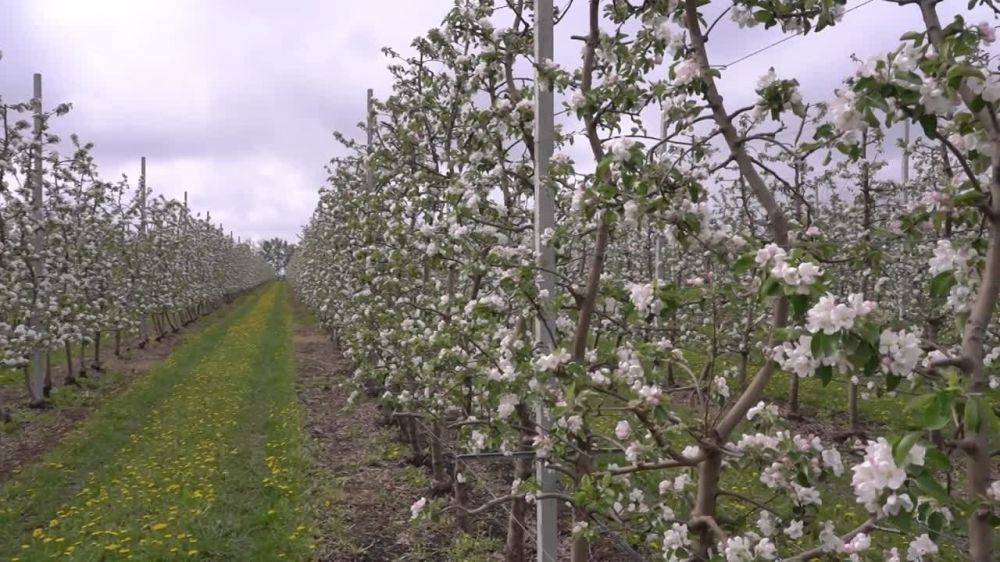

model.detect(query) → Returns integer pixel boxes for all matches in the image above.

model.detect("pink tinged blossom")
[628,282,657,315]
[756,511,776,536]
[928,239,974,276]
[410,497,428,519]
[639,384,663,405]
[906,534,938,561]
[673,58,701,86]
[830,89,864,144]
[791,483,822,507]
[535,348,570,371]
[978,21,996,44]
[806,293,874,335]
[773,335,818,378]
[966,74,1000,103]
[844,533,871,555]
[662,523,691,551]
[851,438,908,513]
[723,536,754,562]
[919,78,955,115]
[822,448,845,476]
[496,394,518,419]
[986,480,1000,501]
[754,538,777,560]
[755,243,786,266]
[879,329,924,377]
[882,493,913,516]
[819,521,845,553]
[614,420,631,440]
[784,519,804,539]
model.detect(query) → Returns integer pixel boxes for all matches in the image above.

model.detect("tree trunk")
[917,3,1000,557]
[92,331,102,371]
[692,449,722,560]
[78,342,88,378]
[23,365,46,408]
[453,465,471,533]
[848,383,860,430]
[789,373,800,415]
[571,449,593,562]
[681,0,792,555]
[43,352,52,398]
[64,341,76,385]
[429,421,449,493]
[505,405,534,562]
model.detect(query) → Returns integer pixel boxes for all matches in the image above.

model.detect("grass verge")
[0,283,313,561]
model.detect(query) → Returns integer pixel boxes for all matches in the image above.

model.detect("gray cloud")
[0,0,453,241]
[1,1,994,240]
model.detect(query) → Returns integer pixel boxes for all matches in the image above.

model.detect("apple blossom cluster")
[755,243,822,293]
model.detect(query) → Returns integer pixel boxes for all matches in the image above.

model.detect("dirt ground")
[292,300,470,561]
[290,298,635,562]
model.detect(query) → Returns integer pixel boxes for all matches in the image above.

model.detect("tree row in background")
[1,70,274,411]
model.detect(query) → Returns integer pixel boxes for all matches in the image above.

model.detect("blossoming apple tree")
[291,0,999,560]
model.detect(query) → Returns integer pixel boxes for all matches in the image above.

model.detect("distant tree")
[259,238,296,276]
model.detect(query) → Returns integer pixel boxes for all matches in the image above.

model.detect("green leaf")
[789,294,810,318]
[732,253,754,275]
[964,396,982,433]
[924,448,951,471]
[816,365,834,386]
[761,276,782,297]
[886,373,902,391]
[896,512,916,533]
[810,332,836,358]
[919,114,939,138]
[952,190,984,207]
[929,271,957,299]
[915,472,951,503]
[922,392,952,431]
[893,431,923,466]
[927,510,946,539]
[946,64,984,88]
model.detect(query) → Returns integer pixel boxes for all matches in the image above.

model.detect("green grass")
[0,283,313,561]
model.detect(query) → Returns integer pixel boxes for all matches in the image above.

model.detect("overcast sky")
[1,1,993,241]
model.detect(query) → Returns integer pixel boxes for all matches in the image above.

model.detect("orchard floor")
[0,284,521,562]
[11,282,963,561]
[0,284,313,561]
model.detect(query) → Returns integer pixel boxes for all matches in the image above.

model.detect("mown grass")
[0,283,313,561]
[1,300,255,433]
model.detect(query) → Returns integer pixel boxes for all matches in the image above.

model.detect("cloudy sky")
[1,1,992,241]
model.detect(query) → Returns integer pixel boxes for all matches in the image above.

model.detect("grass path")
[0,283,313,561]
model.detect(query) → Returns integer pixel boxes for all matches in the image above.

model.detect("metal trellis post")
[28,73,46,405]
[902,120,910,186]
[534,1,558,560]
[139,156,151,344]
[366,88,375,193]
